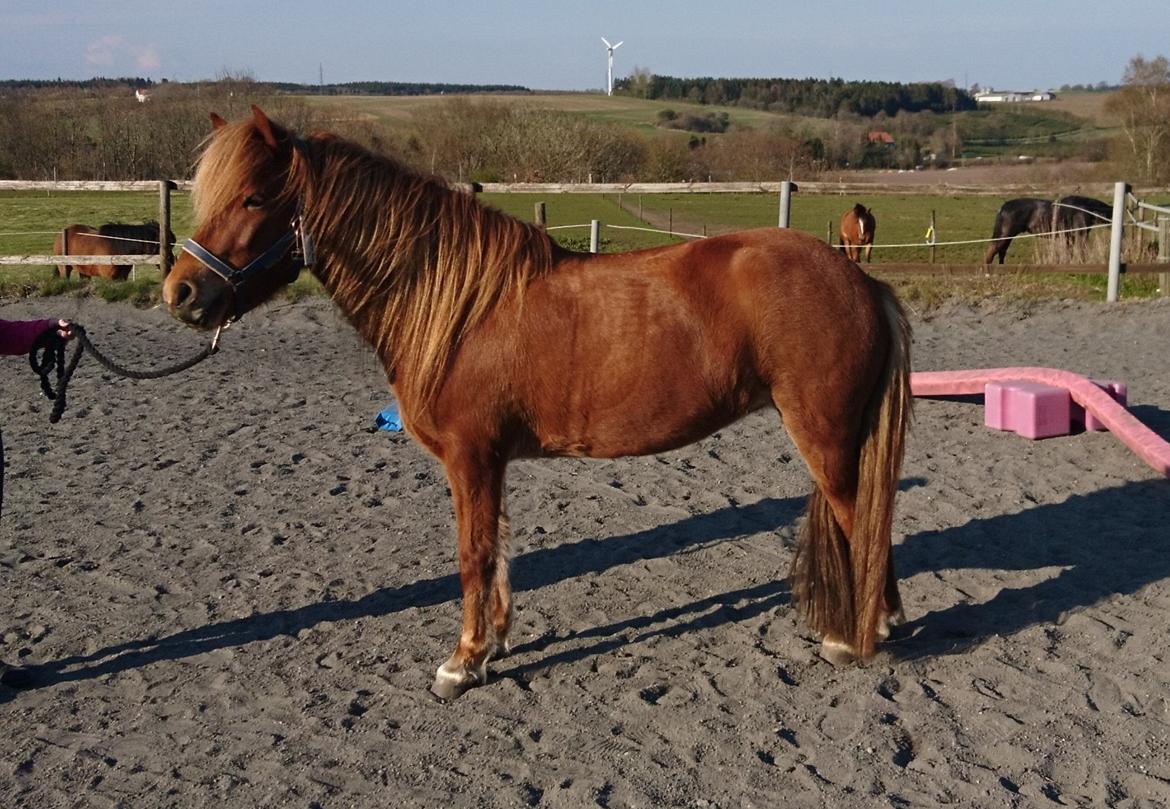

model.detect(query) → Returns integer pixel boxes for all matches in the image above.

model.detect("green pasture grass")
[628,192,1001,263]
[480,192,681,251]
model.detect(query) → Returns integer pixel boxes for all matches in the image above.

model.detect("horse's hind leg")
[879,555,905,641]
[781,399,896,665]
[780,403,861,661]
[431,449,506,700]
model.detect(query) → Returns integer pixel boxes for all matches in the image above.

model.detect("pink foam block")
[984,380,1071,439]
[912,368,1169,477]
[1071,380,1127,432]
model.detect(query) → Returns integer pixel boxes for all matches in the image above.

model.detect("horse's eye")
[243,194,265,209]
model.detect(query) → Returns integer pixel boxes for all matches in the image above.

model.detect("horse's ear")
[251,105,280,149]
[209,112,228,131]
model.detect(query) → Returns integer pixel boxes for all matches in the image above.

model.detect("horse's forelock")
[192,119,294,225]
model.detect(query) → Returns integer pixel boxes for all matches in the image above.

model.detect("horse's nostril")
[173,280,197,308]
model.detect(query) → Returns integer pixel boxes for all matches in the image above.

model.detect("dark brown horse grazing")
[839,203,876,262]
[54,221,174,279]
[163,107,913,700]
[983,196,1112,265]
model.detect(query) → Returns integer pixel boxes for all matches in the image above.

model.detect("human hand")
[56,319,75,341]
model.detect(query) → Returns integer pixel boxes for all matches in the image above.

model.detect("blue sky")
[2,1,1167,91]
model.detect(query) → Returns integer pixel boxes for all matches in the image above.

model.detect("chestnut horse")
[163,107,912,700]
[54,221,174,280]
[839,203,876,262]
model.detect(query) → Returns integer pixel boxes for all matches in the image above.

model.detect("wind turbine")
[601,37,623,96]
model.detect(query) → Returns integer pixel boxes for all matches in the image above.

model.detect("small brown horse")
[54,222,174,280]
[163,107,913,700]
[839,203,876,262]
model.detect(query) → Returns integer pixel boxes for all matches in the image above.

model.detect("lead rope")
[29,323,221,423]
[1,324,220,520]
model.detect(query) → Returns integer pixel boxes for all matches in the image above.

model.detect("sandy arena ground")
[1,294,1169,808]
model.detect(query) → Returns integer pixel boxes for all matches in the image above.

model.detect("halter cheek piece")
[180,215,315,322]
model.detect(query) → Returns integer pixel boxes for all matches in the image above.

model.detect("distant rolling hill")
[302,90,1114,160]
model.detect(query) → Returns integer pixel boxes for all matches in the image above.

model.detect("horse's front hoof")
[818,638,857,666]
[430,659,485,701]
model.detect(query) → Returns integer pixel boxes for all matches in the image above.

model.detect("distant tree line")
[616,74,976,117]
[0,77,528,98]
[269,81,530,96]
[1057,82,1119,93]
[0,77,157,92]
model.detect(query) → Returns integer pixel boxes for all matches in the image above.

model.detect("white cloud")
[136,44,161,71]
[85,34,123,68]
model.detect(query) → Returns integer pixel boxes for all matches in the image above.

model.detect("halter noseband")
[181,215,314,321]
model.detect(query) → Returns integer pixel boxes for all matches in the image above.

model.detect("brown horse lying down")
[163,107,913,699]
[839,203,876,262]
[54,222,174,279]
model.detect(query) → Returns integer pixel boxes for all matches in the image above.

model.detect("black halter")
[180,215,314,321]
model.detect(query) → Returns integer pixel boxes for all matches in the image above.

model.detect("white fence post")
[1107,181,1130,302]
[778,181,796,228]
[1158,216,1169,298]
[590,219,600,253]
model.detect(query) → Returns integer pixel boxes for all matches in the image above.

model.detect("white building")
[974,90,1055,103]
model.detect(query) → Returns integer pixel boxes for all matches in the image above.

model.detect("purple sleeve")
[0,319,57,356]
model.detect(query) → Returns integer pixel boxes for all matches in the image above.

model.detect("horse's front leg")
[489,508,514,660]
[431,450,506,701]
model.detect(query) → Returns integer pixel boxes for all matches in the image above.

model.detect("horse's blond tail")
[849,280,912,658]
[790,279,912,660]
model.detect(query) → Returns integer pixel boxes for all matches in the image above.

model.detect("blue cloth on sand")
[375,403,402,432]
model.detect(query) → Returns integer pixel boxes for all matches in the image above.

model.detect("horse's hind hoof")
[429,673,475,701]
[818,638,857,666]
[876,609,907,642]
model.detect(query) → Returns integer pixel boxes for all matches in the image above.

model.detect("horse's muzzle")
[162,271,230,330]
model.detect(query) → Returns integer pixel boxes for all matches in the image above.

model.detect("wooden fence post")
[826,220,833,245]
[590,219,600,253]
[159,180,175,278]
[930,209,937,264]
[534,202,546,227]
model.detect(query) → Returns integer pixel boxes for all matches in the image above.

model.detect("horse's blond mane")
[192,118,555,407]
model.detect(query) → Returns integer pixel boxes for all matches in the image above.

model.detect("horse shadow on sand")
[6,459,1170,696]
